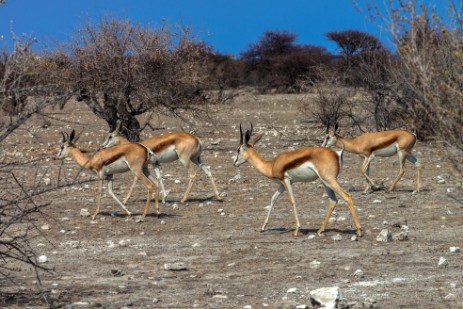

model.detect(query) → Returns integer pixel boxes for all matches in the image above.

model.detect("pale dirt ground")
[1,92,462,308]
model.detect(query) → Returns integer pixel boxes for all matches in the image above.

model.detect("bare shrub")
[41,16,216,141]
[363,0,463,148]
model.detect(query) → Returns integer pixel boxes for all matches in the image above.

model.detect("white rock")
[287,287,300,294]
[449,246,460,253]
[296,305,308,309]
[174,179,181,184]
[43,178,51,185]
[376,229,393,242]
[393,231,408,241]
[444,293,456,301]
[37,255,48,263]
[351,235,358,241]
[309,260,321,269]
[164,262,187,271]
[436,175,446,184]
[230,174,241,182]
[437,256,448,268]
[172,203,179,210]
[353,269,364,278]
[331,234,342,241]
[373,199,382,204]
[41,225,50,230]
[309,286,342,309]
[80,208,91,217]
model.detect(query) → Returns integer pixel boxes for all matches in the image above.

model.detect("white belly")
[153,145,179,163]
[285,162,319,182]
[102,158,130,175]
[372,143,398,157]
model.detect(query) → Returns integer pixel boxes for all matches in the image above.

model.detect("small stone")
[351,235,358,241]
[372,199,382,204]
[41,225,50,230]
[309,260,321,269]
[164,262,187,271]
[376,229,392,242]
[287,287,300,294]
[332,234,342,241]
[80,208,91,217]
[449,246,460,253]
[172,203,179,210]
[444,293,456,301]
[436,176,446,184]
[353,269,364,278]
[296,305,308,309]
[161,220,166,225]
[309,287,342,309]
[43,178,51,185]
[393,232,408,241]
[437,256,448,268]
[37,255,48,263]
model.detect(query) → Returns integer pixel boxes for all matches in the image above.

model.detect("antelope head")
[321,122,339,147]
[101,120,123,148]
[56,129,76,160]
[233,123,263,167]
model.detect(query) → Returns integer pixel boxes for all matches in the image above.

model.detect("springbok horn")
[239,123,243,145]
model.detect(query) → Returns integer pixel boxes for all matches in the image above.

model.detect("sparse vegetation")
[1,1,463,305]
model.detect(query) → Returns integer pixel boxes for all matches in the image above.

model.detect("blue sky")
[0,0,443,56]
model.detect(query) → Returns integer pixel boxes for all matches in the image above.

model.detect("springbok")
[233,124,362,237]
[56,129,159,220]
[322,123,421,194]
[101,121,221,204]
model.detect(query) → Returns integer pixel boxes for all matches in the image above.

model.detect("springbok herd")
[56,121,421,237]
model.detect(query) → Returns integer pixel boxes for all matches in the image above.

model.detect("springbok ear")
[244,129,251,145]
[69,129,76,142]
[61,132,67,143]
[115,120,122,132]
[250,123,254,136]
[325,121,330,134]
[248,133,264,146]
[334,123,339,133]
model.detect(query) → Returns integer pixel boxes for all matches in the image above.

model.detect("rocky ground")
[1,92,462,308]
